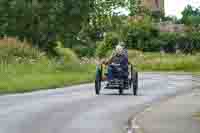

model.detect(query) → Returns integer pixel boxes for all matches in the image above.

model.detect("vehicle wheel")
[119,88,123,95]
[95,67,102,95]
[133,71,138,96]
[130,64,134,88]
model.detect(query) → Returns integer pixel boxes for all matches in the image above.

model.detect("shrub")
[95,41,107,58]
[159,32,179,53]
[124,16,200,53]
[72,40,96,57]
[54,41,79,64]
[73,46,95,57]
[126,18,160,51]
[104,32,119,48]
[0,37,44,63]
[95,32,119,58]
[159,32,200,54]
[127,26,200,54]
[144,38,164,52]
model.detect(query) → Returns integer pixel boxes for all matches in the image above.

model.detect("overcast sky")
[165,0,200,18]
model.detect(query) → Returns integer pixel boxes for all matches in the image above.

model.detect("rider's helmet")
[118,41,126,48]
[116,42,128,57]
[115,44,124,55]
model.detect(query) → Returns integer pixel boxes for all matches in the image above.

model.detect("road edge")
[127,88,196,133]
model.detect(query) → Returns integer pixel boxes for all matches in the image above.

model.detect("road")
[0,73,198,133]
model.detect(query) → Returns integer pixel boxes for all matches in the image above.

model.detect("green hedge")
[94,16,200,57]
[126,22,200,53]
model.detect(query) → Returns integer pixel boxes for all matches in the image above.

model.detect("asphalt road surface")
[0,73,198,133]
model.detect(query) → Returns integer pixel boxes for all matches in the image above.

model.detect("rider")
[106,43,129,80]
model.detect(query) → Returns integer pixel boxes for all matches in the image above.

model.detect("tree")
[181,5,200,26]
[0,0,91,53]
[128,0,149,16]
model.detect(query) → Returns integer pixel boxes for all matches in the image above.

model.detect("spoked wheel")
[133,71,138,96]
[119,88,123,95]
[95,65,102,95]
[131,65,138,96]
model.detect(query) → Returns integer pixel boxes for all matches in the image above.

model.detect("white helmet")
[115,45,123,55]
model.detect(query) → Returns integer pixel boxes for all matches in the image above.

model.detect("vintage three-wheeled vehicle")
[95,62,138,95]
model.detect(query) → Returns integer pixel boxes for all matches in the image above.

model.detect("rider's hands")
[101,59,108,65]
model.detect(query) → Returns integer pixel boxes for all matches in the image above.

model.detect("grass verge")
[0,62,95,94]
[128,50,200,72]
[0,37,96,94]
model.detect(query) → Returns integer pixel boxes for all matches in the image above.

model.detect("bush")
[126,18,160,51]
[95,41,107,58]
[0,37,44,63]
[159,32,200,53]
[127,24,200,54]
[0,1,90,53]
[73,46,95,57]
[95,32,119,58]
[0,39,95,94]
[159,32,179,53]
[54,41,79,64]
[123,16,200,54]
[72,40,96,57]
[144,38,164,52]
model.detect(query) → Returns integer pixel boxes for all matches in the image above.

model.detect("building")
[157,22,187,32]
[141,0,165,13]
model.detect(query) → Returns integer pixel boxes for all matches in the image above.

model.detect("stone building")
[157,22,187,32]
[141,0,165,13]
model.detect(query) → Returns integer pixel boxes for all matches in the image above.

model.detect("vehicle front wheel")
[95,67,102,95]
[133,72,138,96]
[95,79,101,95]
[119,88,123,95]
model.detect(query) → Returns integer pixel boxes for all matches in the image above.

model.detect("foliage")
[95,32,120,58]
[185,15,200,25]
[95,41,107,58]
[158,32,200,53]
[88,0,127,39]
[128,0,140,16]
[95,15,200,56]
[70,0,130,57]
[73,45,96,57]
[126,16,160,51]
[54,41,79,63]
[0,38,95,94]
[127,29,200,54]
[0,0,138,57]
[128,50,200,72]
[0,37,44,63]
[181,5,200,26]
[0,0,91,53]
[0,61,95,94]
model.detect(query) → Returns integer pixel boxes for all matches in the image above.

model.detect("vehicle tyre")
[119,88,123,95]
[130,65,134,88]
[95,66,102,95]
[133,71,138,96]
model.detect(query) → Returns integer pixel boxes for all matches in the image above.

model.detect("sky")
[165,0,200,18]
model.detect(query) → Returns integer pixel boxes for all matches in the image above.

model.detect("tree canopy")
[0,0,91,52]
[181,5,200,26]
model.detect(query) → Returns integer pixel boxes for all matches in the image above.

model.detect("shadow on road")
[102,93,134,96]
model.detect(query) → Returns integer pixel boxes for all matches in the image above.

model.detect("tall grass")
[0,62,95,94]
[129,50,200,72]
[0,38,95,94]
